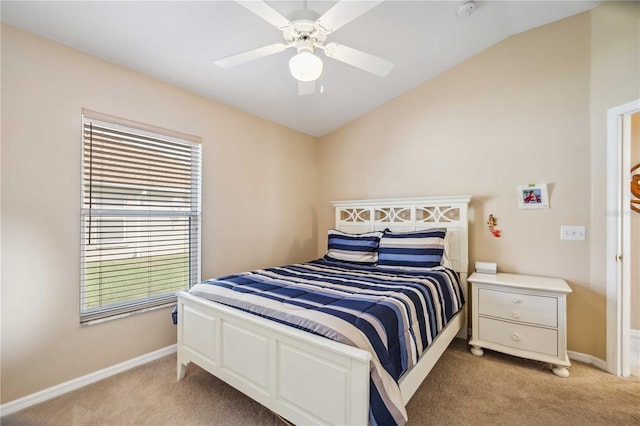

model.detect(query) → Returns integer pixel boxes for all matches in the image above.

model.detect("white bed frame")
[176,195,471,425]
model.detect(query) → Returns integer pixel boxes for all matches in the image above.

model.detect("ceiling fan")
[214,0,394,95]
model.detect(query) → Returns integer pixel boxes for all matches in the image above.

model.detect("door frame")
[606,99,639,376]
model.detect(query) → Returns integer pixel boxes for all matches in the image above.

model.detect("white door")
[606,99,640,377]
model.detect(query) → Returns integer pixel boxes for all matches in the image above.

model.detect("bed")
[176,195,471,425]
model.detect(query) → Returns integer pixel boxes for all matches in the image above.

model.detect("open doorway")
[606,99,640,378]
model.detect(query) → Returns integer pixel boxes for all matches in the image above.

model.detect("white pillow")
[441,229,452,268]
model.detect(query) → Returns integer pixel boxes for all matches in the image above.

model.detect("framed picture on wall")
[517,183,549,209]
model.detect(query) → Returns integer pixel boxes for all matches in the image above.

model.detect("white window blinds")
[80,113,201,323]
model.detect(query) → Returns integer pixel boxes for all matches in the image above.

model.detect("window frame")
[80,111,201,324]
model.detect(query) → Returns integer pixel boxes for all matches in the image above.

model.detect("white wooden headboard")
[332,196,472,339]
[332,195,472,275]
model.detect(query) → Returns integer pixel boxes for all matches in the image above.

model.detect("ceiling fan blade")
[323,42,394,77]
[298,80,315,96]
[316,0,383,34]
[235,0,291,30]
[214,43,288,68]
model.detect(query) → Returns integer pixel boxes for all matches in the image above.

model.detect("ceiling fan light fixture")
[289,50,323,82]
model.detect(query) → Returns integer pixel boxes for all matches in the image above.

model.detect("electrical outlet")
[560,225,586,241]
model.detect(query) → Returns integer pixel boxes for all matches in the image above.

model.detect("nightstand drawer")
[478,317,558,357]
[478,288,557,327]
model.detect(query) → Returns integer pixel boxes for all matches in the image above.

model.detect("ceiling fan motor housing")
[284,20,326,48]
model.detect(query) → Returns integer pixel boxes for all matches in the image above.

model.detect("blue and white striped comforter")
[189,258,464,425]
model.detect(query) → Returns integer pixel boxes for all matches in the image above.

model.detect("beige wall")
[318,2,639,360]
[0,24,318,403]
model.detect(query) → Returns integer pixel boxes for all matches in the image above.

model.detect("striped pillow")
[325,229,383,264]
[378,228,447,269]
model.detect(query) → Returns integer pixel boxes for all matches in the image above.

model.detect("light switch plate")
[560,225,586,241]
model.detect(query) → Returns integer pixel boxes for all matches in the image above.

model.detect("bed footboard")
[176,291,372,426]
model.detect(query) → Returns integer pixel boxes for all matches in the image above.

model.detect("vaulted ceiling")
[1,1,601,136]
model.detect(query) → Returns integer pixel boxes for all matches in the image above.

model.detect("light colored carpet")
[3,338,639,425]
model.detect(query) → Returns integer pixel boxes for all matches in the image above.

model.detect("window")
[80,111,201,323]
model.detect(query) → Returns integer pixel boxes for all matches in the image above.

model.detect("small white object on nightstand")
[475,261,497,274]
[468,272,572,378]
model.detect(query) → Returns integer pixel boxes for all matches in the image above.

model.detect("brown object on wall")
[632,164,640,213]
[487,214,502,238]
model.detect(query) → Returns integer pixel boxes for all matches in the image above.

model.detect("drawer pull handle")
[512,312,520,319]
[512,297,521,303]
[511,333,520,341]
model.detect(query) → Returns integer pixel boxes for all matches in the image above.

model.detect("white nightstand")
[468,272,572,377]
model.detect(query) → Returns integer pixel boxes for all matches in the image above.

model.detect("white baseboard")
[568,330,639,377]
[567,350,608,372]
[0,344,176,417]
